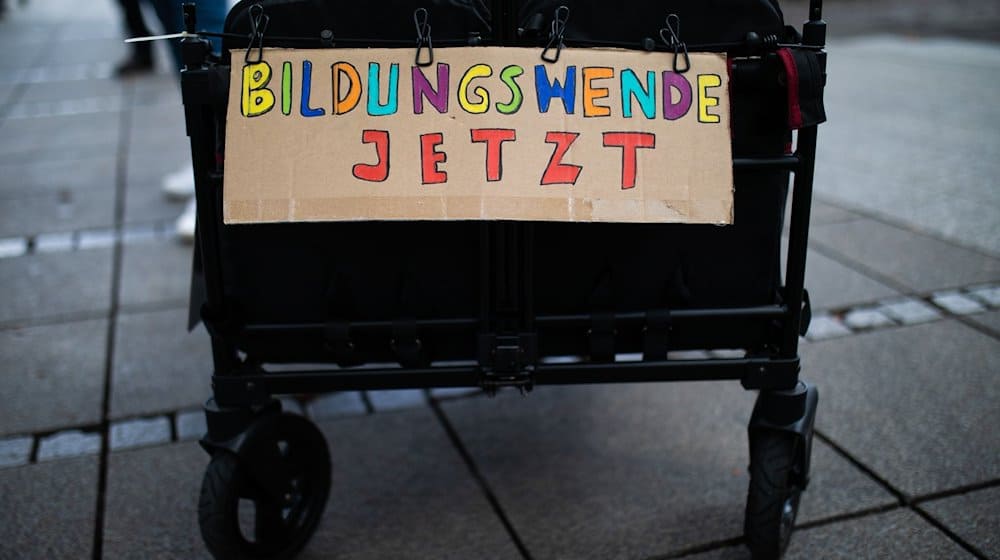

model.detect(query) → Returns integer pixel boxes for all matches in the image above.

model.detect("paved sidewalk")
[1,1,998,559]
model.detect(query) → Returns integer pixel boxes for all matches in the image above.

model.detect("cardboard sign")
[224,47,733,224]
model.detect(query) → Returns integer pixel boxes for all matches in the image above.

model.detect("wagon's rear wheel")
[198,413,331,560]
[744,431,802,559]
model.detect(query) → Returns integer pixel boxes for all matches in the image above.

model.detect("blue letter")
[300,60,325,117]
[534,65,576,114]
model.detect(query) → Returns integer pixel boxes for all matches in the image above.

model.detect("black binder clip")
[414,7,433,67]
[244,3,269,64]
[660,13,690,74]
[541,5,569,63]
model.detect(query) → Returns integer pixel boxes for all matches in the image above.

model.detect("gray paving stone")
[878,297,943,325]
[809,199,863,226]
[19,77,122,104]
[0,436,33,468]
[175,409,207,441]
[805,314,851,341]
[794,438,897,525]
[103,442,211,559]
[813,39,1000,256]
[0,156,115,199]
[801,321,1000,497]
[688,509,972,560]
[0,456,98,560]
[304,392,368,420]
[966,310,1000,336]
[124,155,193,223]
[0,111,121,165]
[37,430,101,461]
[0,319,107,436]
[810,219,1000,293]
[430,387,483,400]
[442,382,892,559]
[921,486,1000,558]
[0,237,27,258]
[366,388,427,411]
[932,291,987,315]
[967,284,1000,307]
[800,249,900,311]
[842,307,894,330]
[0,249,112,324]
[790,509,974,560]
[279,397,305,416]
[3,192,112,245]
[303,408,522,559]
[119,240,193,308]
[111,308,212,419]
[110,416,172,451]
[33,231,75,253]
[77,227,117,250]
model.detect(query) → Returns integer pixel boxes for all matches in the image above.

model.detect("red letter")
[602,132,655,189]
[420,132,447,184]
[352,130,389,182]
[470,128,516,182]
[541,132,582,185]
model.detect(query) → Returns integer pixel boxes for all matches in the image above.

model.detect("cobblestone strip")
[0,221,180,260]
[805,283,1000,342]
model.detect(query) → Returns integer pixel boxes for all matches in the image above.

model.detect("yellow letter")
[241,62,275,117]
[458,64,493,114]
[697,74,722,124]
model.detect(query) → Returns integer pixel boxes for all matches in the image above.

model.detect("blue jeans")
[150,0,228,69]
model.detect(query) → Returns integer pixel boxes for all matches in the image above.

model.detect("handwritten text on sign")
[224,47,733,224]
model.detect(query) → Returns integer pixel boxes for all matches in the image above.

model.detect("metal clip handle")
[414,7,434,67]
[541,5,569,64]
[244,3,269,64]
[659,13,690,74]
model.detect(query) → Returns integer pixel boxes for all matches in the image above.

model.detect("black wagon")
[178,0,828,557]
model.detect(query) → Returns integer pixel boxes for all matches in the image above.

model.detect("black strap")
[795,49,827,128]
[643,309,672,361]
[324,321,358,366]
[589,312,616,363]
[392,319,426,368]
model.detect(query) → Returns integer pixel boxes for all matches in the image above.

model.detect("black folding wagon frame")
[178,1,827,557]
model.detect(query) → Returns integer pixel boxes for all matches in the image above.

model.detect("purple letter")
[662,71,693,121]
[412,63,450,114]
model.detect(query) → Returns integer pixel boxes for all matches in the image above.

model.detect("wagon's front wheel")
[198,413,331,560]
[744,431,802,559]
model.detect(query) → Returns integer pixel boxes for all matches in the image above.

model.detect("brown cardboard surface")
[224,47,733,224]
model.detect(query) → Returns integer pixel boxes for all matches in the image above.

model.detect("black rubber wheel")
[744,432,802,559]
[198,413,331,560]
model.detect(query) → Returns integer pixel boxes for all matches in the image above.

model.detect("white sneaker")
[175,198,197,243]
[162,163,195,200]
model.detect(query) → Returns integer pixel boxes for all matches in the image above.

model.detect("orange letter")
[332,62,362,115]
[583,67,613,117]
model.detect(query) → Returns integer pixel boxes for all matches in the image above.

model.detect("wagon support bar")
[211,356,799,406]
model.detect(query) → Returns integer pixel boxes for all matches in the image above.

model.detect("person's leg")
[115,0,155,75]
